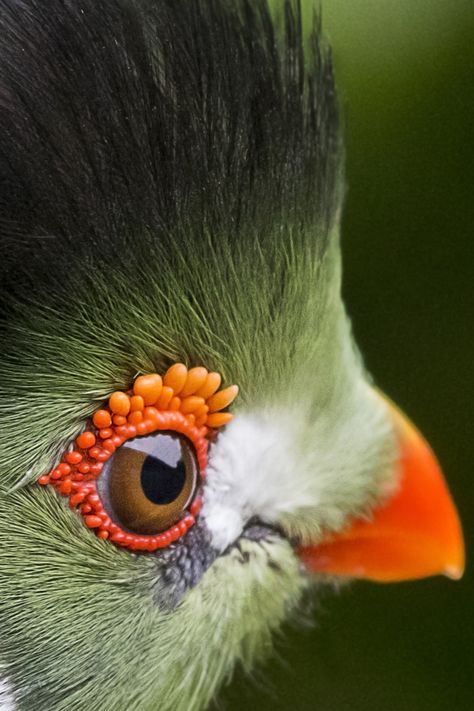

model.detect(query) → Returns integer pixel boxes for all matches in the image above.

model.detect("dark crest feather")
[0,0,341,301]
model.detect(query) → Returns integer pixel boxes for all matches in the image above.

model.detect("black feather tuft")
[0,0,341,300]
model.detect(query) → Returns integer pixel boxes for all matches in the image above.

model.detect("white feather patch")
[0,677,16,711]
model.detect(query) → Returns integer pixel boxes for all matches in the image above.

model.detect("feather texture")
[0,0,341,492]
[0,3,396,710]
[0,676,16,711]
[0,487,304,710]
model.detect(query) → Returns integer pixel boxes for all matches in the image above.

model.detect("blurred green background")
[221,1,474,710]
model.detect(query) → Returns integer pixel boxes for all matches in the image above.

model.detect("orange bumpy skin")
[38,365,238,551]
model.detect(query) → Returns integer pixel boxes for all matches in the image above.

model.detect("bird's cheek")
[298,394,465,583]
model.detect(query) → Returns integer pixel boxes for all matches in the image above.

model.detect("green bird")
[0,1,465,710]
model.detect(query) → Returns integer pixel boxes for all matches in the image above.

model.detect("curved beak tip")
[445,565,464,581]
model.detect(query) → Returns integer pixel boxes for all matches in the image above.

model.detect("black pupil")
[140,435,186,505]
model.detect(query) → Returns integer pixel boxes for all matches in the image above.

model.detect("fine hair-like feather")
[0,0,342,492]
[0,0,340,292]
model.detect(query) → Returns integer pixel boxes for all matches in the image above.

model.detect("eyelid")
[38,363,238,552]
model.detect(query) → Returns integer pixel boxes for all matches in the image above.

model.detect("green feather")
[0,487,304,710]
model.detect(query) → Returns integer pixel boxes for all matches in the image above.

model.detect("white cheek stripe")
[0,676,16,711]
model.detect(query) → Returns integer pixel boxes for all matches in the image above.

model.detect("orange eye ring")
[38,364,238,552]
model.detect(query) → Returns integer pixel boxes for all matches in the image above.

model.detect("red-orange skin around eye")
[40,409,207,552]
[38,365,238,552]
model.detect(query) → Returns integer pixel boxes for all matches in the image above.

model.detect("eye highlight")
[38,364,238,551]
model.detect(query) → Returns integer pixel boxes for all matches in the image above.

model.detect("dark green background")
[222,2,474,710]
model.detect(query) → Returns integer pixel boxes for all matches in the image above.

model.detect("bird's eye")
[101,431,198,535]
[38,364,238,551]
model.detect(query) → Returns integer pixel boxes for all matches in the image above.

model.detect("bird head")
[0,1,464,710]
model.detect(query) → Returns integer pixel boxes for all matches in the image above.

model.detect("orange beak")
[298,394,465,582]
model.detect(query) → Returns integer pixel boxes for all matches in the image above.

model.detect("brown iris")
[103,431,198,535]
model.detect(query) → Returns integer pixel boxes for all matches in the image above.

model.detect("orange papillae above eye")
[38,364,238,552]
